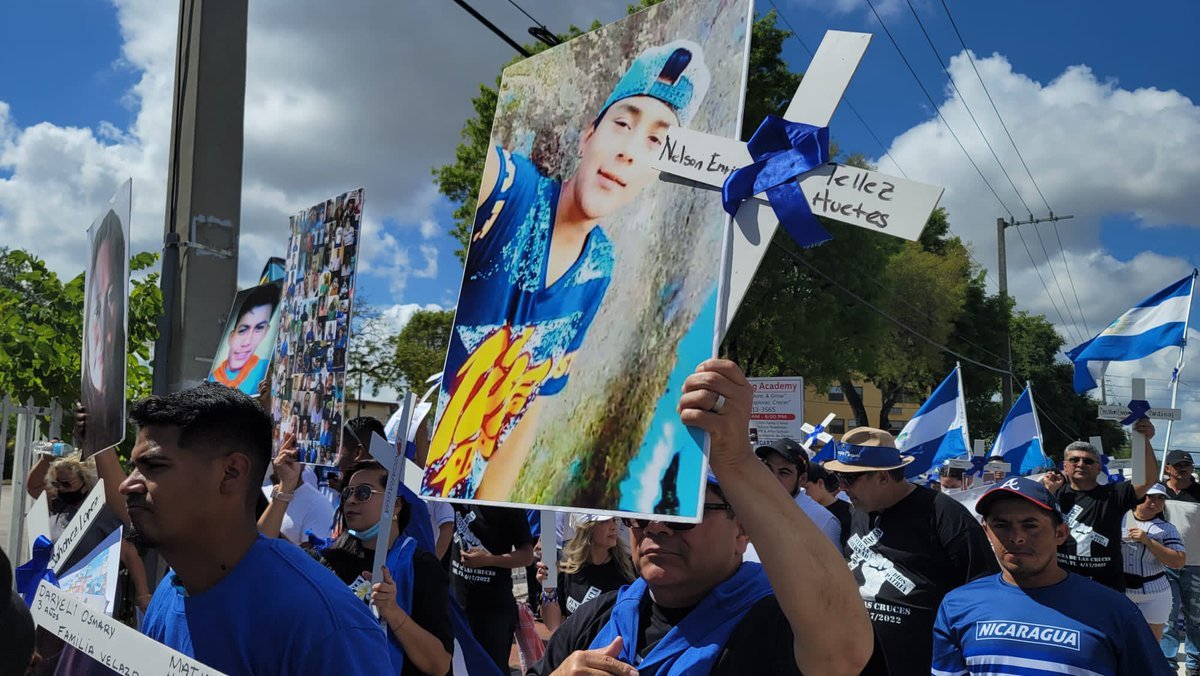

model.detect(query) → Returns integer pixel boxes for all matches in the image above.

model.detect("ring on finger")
[710,393,726,413]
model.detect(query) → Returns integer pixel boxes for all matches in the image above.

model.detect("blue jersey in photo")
[425,147,613,498]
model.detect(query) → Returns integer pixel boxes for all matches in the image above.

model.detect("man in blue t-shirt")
[933,476,1170,675]
[121,383,388,673]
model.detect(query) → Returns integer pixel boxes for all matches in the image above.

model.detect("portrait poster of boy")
[269,189,362,466]
[207,281,283,395]
[422,0,752,520]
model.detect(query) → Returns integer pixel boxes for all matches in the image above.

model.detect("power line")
[1030,222,1082,336]
[863,0,1015,220]
[901,0,1033,216]
[764,0,999,293]
[771,240,1017,377]
[451,0,531,57]
[1052,220,1092,337]
[1011,225,1084,347]
[504,0,546,28]
[936,0,1052,214]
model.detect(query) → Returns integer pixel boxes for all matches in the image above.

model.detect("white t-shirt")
[796,488,842,546]
[428,499,455,550]
[262,481,335,545]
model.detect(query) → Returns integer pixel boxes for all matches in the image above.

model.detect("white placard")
[32,581,223,675]
[655,130,941,243]
[945,458,974,470]
[26,492,51,542]
[1096,404,1181,421]
[48,479,106,574]
[748,377,805,445]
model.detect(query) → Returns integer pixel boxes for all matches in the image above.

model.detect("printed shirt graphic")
[1056,482,1139,590]
[846,486,998,676]
[424,147,613,499]
[448,505,535,607]
[932,572,1172,676]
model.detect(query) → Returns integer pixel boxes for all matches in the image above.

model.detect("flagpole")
[955,362,969,459]
[1027,381,1049,472]
[1160,268,1198,474]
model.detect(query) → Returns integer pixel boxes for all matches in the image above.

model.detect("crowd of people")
[3,359,1196,675]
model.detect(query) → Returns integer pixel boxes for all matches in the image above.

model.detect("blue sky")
[0,0,1196,444]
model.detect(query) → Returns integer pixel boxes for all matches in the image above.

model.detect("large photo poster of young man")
[269,189,362,466]
[80,179,131,459]
[421,0,752,520]
[207,282,284,395]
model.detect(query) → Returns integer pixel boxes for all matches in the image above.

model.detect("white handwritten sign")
[48,479,107,574]
[657,129,941,243]
[1097,404,1181,421]
[32,581,224,676]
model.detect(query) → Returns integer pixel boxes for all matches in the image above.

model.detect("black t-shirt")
[825,498,853,548]
[528,589,890,675]
[1164,481,1200,503]
[1057,481,1139,590]
[845,485,998,676]
[320,545,454,676]
[558,557,632,618]
[449,505,535,607]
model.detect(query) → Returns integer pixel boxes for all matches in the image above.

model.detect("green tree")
[0,248,161,472]
[392,309,455,390]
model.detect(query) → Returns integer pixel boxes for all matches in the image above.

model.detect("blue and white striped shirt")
[1121,514,1184,594]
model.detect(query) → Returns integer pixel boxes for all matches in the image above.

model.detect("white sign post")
[1096,378,1182,486]
[651,30,945,332]
[367,393,416,588]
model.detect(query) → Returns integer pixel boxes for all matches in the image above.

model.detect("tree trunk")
[840,377,869,430]
[878,384,901,431]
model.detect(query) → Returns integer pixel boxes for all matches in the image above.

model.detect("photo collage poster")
[420,0,752,520]
[270,188,363,466]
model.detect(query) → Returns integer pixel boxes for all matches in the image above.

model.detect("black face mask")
[56,489,87,506]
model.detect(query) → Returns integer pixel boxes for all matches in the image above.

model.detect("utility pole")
[153,0,249,395]
[996,213,1075,412]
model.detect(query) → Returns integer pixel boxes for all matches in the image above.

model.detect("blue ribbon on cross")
[722,115,833,249]
[966,455,989,478]
[1121,399,1151,425]
[1100,454,1125,483]
[803,420,828,447]
[14,534,59,607]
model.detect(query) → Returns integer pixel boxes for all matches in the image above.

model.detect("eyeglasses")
[1064,456,1097,466]
[834,471,872,487]
[50,480,79,490]
[341,484,383,503]
[621,503,732,531]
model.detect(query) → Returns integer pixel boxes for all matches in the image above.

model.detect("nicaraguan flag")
[897,366,970,479]
[1068,271,1196,393]
[990,386,1049,476]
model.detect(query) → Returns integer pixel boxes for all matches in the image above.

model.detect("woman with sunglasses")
[317,460,453,676]
[536,514,635,632]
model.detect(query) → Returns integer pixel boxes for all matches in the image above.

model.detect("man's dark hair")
[344,416,386,450]
[130,382,272,499]
[807,462,838,493]
[235,283,281,322]
[885,467,907,482]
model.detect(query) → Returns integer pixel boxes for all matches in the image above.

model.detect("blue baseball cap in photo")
[975,476,1062,517]
[597,39,710,127]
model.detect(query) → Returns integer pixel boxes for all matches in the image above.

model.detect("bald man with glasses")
[1041,418,1160,592]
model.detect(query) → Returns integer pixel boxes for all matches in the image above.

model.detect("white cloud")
[380,302,448,336]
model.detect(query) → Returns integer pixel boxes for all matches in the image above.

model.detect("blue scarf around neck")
[587,562,773,675]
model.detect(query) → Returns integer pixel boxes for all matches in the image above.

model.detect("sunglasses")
[50,480,80,490]
[621,503,732,531]
[341,484,383,503]
[834,471,872,487]
[1064,456,1097,466]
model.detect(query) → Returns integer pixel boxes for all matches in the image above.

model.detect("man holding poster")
[425,0,752,517]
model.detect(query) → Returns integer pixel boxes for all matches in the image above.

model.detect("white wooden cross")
[798,412,836,452]
[1096,377,1182,485]
[651,31,945,333]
